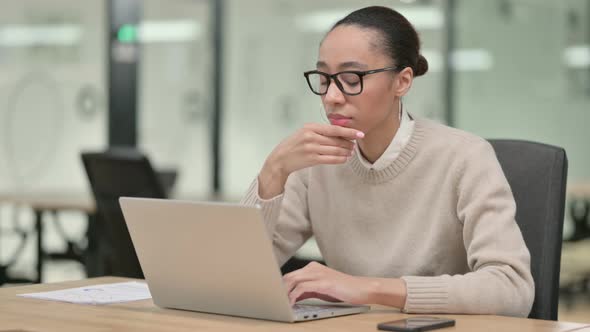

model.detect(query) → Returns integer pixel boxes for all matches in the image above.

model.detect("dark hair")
[330,6,428,77]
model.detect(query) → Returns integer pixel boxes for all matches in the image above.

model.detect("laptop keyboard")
[292,304,343,314]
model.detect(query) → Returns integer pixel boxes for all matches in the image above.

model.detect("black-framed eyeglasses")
[303,66,401,96]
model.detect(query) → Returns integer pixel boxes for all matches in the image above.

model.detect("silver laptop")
[119,197,370,322]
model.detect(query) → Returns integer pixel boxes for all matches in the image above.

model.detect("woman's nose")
[324,80,345,105]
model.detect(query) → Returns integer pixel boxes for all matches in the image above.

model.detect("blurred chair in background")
[489,139,568,320]
[82,148,174,278]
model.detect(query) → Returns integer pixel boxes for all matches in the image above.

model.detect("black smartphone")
[377,317,455,332]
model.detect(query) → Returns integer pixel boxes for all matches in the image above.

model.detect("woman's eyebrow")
[316,60,328,69]
[315,60,368,70]
[339,61,368,70]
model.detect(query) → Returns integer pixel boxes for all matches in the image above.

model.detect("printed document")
[18,281,152,305]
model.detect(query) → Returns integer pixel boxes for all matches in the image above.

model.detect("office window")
[221,0,447,198]
[453,0,590,236]
[138,0,213,198]
[0,0,107,192]
[0,0,107,281]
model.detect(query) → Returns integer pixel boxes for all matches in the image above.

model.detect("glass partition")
[138,0,213,198]
[0,0,107,282]
[0,0,107,192]
[222,0,447,199]
[453,0,590,237]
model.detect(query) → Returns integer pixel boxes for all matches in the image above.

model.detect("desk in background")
[1,277,589,332]
[568,182,590,241]
[0,191,95,284]
[561,182,590,308]
[0,190,235,284]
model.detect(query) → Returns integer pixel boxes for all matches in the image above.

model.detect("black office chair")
[82,148,169,279]
[489,139,568,320]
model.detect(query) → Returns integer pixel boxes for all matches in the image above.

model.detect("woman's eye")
[340,74,360,85]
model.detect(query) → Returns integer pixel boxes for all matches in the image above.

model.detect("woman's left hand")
[282,262,375,305]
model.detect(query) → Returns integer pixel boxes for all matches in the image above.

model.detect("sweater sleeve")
[240,169,313,267]
[401,139,535,317]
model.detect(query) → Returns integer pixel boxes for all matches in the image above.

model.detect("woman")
[241,6,534,317]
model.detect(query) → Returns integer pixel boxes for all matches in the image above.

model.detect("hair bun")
[415,54,429,76]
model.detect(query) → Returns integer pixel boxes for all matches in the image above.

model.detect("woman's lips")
[328,114,352,126]
[329,118,351,126]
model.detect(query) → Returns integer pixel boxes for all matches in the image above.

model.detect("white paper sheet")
[18,281,152,305]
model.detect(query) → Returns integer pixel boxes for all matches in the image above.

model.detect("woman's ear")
[395,67,414,97]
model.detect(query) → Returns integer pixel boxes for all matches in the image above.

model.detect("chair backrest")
[488,139,568,320]
[82,148,168,278]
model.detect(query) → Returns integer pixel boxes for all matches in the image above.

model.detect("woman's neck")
[357,105,401,164]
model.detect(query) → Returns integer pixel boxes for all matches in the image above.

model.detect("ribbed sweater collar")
[347,118,426,184]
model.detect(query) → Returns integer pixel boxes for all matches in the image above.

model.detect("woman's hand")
[281,262,369,305]
[258,123,364,199]
[282,262,407,308]
[283,262,372,305]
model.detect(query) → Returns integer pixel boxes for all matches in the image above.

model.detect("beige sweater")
[242,118,534,317]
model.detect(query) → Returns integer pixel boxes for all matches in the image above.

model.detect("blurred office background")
[0,0,588,322]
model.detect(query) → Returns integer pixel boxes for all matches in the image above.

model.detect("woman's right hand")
[258,123,364,199]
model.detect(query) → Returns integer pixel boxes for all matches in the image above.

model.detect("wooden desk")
[1,277,589,332]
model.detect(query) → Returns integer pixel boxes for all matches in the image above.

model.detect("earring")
[398,98,403,122]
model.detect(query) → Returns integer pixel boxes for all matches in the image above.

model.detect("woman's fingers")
[300,126,356,150]
[315,135,356,150]
[268,123,360,175]
[288,280,341,305]
[283,262,324,294]
[283,268,317,294]
[283,263,366,306]
[288,280,323,305]
[297,142,353,166]
[314,145,353,157]
[292,291,341,305]
[305,123,364,140]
